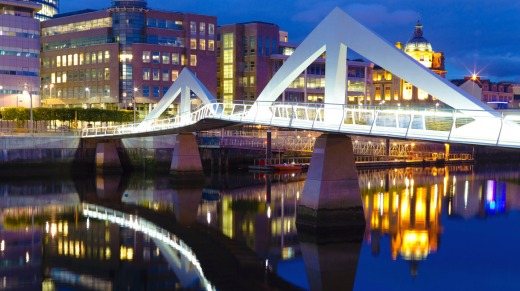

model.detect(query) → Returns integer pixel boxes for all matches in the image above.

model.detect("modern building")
[372,20,446,106]
[31,0,59,20]
[0,0,41,108]
[40,0,216,115]
[217,22,373,105]
[452,76,514,109]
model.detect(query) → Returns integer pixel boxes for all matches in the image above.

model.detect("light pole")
[23,83,33,133]
[133,87,138,123]
[85,87,91,108]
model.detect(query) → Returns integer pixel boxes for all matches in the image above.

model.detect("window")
[190,38,197,50]
[258,37,263,56]
[85,53,90,64]
[56,56,61,67]
[153,86,160,98]
[73,54,79,66]
[162,69,169,81]
[250,37,255,55]
[190,21,196,35]
[249,76,255,86]
[79,53,84,65]
[104,68,110,80]
[91,52,96,63]
[142,86,150,97]
[208,24,214,36]
[68,54,72,66]
[250,61,255,71]
[104,51,110,63]
[190,55,197,66]
[199,22,205,35]
[152,69,159,80]
[143,68,150,80]
[199,39,206,50]
[403,83,413,100]
[97,51,103,63]
[162,53,170,64]
[143,51,151,63]
[208,40,214,51]
[163,87,169,96]
[152,52,160,63]
[171,70,179,81]
[172,53,179,65]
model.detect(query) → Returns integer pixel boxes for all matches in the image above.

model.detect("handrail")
[80,101,520,149]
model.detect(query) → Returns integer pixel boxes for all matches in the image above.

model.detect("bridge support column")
[296,134,365,235]
[171,133,203,176]
[95,143,122,174]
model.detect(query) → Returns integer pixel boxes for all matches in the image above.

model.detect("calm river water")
[1,163,519,290]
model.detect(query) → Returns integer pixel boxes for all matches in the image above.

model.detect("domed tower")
[404,20,434,68]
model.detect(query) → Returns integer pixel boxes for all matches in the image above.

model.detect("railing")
[81,100,520,149]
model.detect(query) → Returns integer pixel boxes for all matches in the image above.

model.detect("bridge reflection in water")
[1,165,520,290]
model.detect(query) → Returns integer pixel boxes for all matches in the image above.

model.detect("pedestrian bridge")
[82,100,520,149]
[81,7,520,149]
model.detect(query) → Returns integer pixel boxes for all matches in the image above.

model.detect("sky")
[61,0,520,82]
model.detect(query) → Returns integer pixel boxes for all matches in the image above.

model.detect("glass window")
[190,21,196,34]
[199,39,206,50]
[85,53,90,64]
[68,54,72,66]
[250,76,255,86]
[56,56,61,67]
[153,69,159,80]
[104,51,110,63]
[208,24,214,35]
[190,39,197,50]
[91,52,96,63]
[152,52,159,63]
[143,51,151,63]
[73,53,78,66]
[162,69,169,81]
[162,53,170,64]
[153,86,159,98]
[208,40,214,51]
[199,22,205,35]
[172,53,179,65]
[79,53,84,65]
[143,68,150,80]
[171,70,179,81]
[190,55,197,66]
[163,86,169,96]
[142,86,150,97]
[249,37,255,55]
[104,68,110,80]
[98,51,103,63]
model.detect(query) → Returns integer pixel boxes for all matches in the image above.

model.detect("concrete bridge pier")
[95,142,123,174]
[170,133,204,180]
[296,134,365,235]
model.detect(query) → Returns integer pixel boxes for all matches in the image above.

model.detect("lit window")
[152,52,160,64]
[172,53,179,65]
[199,39,206,50]
[208,40,214,51]
[403,83,413,100]
[171,70,179,81]
[143,68,150,80]
[97,51,103,63]
[104,68,110,80]
[190,55,197,66]
[162,69,169,81]
[190,39,197,50]
[104,51,110,63]
[143,51,151,63]
[162,53,169,64]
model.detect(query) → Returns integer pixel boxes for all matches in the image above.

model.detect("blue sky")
[61,0,520,82]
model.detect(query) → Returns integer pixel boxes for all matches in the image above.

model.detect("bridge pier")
[296,134,365,234]
[171,133,204,180]
[95,142,122,174]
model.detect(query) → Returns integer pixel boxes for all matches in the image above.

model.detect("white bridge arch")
[82,8,520,149]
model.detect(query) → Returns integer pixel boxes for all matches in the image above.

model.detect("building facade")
[0,0,41,108]
[40,0,216,114]
[31,0,58,20]
[452,76,514,109]
[217,23,373,105]
[372,21,446,106]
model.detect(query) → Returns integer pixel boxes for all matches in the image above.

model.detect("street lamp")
[23,83,33,133]
[133,87,138,123]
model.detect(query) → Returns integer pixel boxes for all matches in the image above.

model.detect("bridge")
[80,8,520,232]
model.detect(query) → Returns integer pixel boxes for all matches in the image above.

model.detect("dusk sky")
[61,0,520,82]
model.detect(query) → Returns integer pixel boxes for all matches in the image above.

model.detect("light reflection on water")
[1,164,520,290]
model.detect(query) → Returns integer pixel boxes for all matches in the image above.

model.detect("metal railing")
[81,100,520,149]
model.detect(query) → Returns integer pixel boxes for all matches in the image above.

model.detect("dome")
[404,20,433,53]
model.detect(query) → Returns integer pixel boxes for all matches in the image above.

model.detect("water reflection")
[2,164,520,290]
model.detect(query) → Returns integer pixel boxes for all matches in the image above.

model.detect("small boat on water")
[272,163,303,171]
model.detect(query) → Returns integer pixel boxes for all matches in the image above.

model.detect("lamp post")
[133,87,138,123]
[23,83,33,133]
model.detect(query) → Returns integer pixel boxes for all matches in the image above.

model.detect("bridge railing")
[80,100,520,148]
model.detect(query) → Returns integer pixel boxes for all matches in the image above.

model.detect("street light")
[23,83,33,133]
[133,87,138,123]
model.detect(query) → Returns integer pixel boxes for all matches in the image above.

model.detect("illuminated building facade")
[452,76,514,109]
[0,0,41,108]
[372,20,446,105]
[40,0,216,113]
[30,0,59,20]
[217,23,373,104]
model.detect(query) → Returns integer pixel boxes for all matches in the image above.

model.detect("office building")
[40,0,216,114]
[0,0,41,108]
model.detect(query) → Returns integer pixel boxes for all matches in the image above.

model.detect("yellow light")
[471,73,478,81]
[0,240,4,251]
